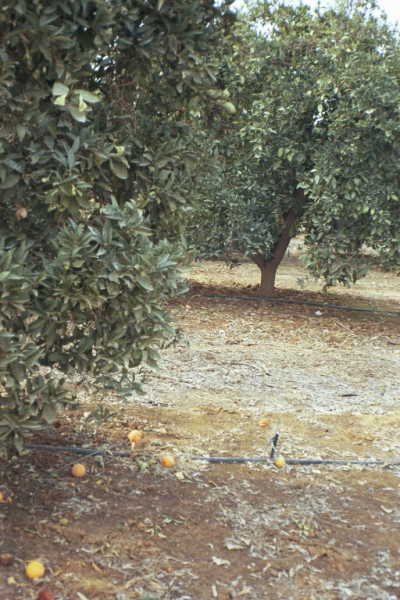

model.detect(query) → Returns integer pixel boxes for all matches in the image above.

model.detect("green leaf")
[42,403,57,424]
[14,435,24,454]
[0,174,19,189]
[68,105,87,123]
[78,96,88,112]
[222,101,236,115]
[54,94,68,106]
[52,81,69,96]
[136,276,154,291]
[75,89,102,103]
[16,125,26,141]
[110,160,128,179]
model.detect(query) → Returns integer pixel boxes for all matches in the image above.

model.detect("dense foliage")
[0,0,232,453]
[189,0,400,294]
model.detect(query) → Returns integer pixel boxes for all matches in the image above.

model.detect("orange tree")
[0,0,233,454]
[189,0,400,294]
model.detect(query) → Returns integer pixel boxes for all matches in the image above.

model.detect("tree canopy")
[0,0,232,454]
[189,0,400,294]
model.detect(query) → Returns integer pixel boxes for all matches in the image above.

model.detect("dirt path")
[1,260,399,599]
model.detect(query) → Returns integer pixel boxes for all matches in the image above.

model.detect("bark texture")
[252,205,300,295]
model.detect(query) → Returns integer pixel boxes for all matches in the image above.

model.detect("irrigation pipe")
[25,444,400,468]
[190,456,399,466]
[195,293,400,316]
[25,443,131,457]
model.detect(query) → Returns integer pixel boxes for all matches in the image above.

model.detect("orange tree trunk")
[251,207,298,295]
[258,261,279,295]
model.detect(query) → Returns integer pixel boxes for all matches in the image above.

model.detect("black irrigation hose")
[195,293,400,316]
[25,444,400,467]
[190,456,400,466]
[25,443,131,457]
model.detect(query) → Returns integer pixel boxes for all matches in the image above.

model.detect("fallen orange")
[127,429,144,443]
[37,590,55,600]
[258,418,269,427]
[160,455,175,468]
[274,456,286,469]
[25,560,45,579]
[71,463,86,478]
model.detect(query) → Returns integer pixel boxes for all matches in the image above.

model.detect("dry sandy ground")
[0,258,399,600]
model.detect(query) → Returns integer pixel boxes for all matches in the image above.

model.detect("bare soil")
[1,258,400,600]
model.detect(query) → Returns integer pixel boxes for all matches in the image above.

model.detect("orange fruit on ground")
[0,491,6,503]
[258,418,269,427]
[274,456,286,469]
[25,560,45,579]
[127,429,143,443]
[37,590,55,600]
[160,455,175,468]
[71,463,86,477]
